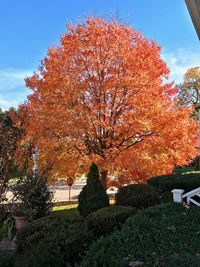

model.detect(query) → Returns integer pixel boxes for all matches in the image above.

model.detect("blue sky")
[0,0,199,110]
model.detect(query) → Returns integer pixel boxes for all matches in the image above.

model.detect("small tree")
[0,109,22,203]
[13,175,53,219]
[78,163,109,216]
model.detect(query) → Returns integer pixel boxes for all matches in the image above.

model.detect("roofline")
[185,0,200,40]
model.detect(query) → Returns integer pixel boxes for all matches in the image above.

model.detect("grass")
[52,204,77,211]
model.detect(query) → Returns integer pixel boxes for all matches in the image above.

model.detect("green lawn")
[52,204,77,211]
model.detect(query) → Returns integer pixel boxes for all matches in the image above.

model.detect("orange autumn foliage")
[18,17,198,185]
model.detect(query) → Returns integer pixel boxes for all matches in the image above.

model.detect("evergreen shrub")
[85,205,136,236]
[116,183,159,209]
[80,204,200,267]
[78,163,109,216]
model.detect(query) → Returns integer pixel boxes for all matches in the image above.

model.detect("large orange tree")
[20,17,197,186]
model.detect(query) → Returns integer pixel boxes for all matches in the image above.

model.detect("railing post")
[171,189,185,203]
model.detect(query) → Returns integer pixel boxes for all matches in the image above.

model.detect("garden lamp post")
[33,147,39,177]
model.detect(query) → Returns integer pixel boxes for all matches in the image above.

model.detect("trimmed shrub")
[15,205,138,267]
[115,184,159,209]
[79,203,200,267]
[86,205,136,236]
[78,163,109,216]
[15,208,91,266]
[13,175,53,219]
[148,172,200,193]
[16,208,81,252]
[0,252,15,267]
[15,222,93,267]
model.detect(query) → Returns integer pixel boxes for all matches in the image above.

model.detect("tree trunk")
[100,170,108,189]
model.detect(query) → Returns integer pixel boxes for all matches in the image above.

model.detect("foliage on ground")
[79,203,200,267]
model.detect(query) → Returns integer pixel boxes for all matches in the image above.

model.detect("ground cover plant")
[79,203,200,267]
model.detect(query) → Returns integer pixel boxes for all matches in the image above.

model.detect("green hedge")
[15,209,90,266]
[85,205,136,236]
[79,203,200,267]
[15,222,93,267]
[148,173,200,193]
[14,205,137,266]
[16,208,81,252]
[115,184,160,209]
[0,252,15,267]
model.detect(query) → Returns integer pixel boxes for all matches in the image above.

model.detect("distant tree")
[78,163,109,216]
[178,67,200,110]
[178,67,200,170]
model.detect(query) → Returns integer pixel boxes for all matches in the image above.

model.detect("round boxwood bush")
[115,184,159,209]
[78,163,109,216]
[15,222,93,267]
[15,205,137,267]
[79,203,200,267]
[85,205,136,237]
[15,208,92,267]
[16,208,81,252]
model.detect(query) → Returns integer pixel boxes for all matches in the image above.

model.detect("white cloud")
[0,49,199,110]
[161,49,200,84]
[0,69,32,92]
[0,69,32,110]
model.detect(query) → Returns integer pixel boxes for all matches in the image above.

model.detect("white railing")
[171,187,200,207]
